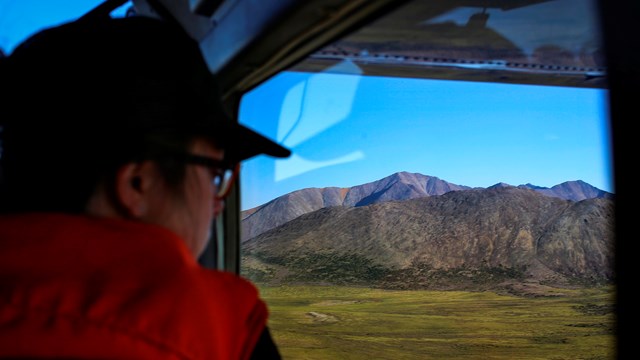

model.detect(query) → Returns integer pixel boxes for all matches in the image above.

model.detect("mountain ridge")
[241,171,612,242]
[242,186,614,292]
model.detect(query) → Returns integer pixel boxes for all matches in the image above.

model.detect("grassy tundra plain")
[259,285,615,360]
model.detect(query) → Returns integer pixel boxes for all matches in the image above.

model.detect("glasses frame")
[161,153,240,200]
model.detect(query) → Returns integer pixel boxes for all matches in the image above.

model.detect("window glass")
[239,0,615,358]
[0,0,132,56]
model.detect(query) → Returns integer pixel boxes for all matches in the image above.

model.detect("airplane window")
[238,0,615,358]
[0,1,133,57]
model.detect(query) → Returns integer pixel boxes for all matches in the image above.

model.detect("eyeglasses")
[171,153,239,200]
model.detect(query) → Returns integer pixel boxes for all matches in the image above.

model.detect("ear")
[114,161,159,218]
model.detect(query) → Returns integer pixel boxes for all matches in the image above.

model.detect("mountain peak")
[519,183,548,190]
[489,182,513,189]
[241,172,612,242]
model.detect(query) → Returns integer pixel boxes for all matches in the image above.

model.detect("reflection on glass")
[275,61,365,181]
[293,0,605,88]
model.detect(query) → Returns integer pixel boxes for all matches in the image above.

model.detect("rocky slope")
[242,187,614,291]
[241,172,612,242]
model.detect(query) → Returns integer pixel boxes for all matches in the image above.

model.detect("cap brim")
[224,123,291,164]
[5,15,291,165]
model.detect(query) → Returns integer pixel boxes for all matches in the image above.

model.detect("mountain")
[518,180,614,201]
[341,171,471,206]
[242,187,614,291]
[241,172,612,242]
[241,172,470,241]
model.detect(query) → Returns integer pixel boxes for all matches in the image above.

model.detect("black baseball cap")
[1,11,290,165]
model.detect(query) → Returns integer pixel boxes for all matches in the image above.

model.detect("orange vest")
[0,213,267,359]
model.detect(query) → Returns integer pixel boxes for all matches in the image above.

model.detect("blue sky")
[239,70,612,210]
[0,1,126,55]
[0,1,614,211]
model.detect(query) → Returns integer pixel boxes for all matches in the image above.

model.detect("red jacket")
[0,213,268,359]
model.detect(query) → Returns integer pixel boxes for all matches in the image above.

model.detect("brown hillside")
[242,187,614,290]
